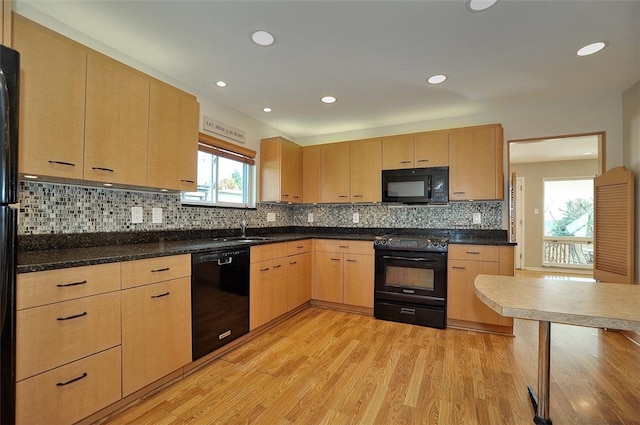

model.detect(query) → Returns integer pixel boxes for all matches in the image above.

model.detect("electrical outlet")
[267,212,276,222]
[152,207,162,224]
[307,213,314,223]
[353,212,360,223]
[131,206,143,224]
[473,213,481,224]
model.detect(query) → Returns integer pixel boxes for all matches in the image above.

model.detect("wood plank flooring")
[101,305,640,425]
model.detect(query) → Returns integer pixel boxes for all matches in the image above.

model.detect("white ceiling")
[14,0,640,141]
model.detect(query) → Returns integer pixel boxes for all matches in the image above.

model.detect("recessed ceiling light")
[427,74,447,85]
[582,151,595,155]
[263,107,272,113]
[466,0,498,12]
[251,30,275,47]
[23,175,38,179]
[577,41,606,57]
[215,81,227,88]
[102,183,113,187]
[321,96,337,104]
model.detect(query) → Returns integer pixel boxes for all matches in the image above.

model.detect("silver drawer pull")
[56,280,87,288]
[339,245,349,249]
[400,308,416,315]
[346,259,357,262]
[151,267,170,272]
[417,159,429,163]
[452,266,466,270]
[290,261,297,265]
[273,264,282,269]
[466,251,481,255]
[56,372,87,387]
[400,160,411,164]
[181,179,195,184]
[331,258,341,261]
[57,311,87,321]
[260,267,270,272]
[151,292,170,299]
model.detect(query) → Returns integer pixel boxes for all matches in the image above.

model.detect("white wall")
[297,96,624,171]
[622,81,640,283]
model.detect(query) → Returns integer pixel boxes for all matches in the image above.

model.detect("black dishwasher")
[191,247,250,360]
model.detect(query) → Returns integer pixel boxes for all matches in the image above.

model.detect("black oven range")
[373,234,448,329]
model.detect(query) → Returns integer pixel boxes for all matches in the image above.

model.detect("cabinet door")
[147,80,199,191]
[303,145,322,203]
[15,16,87,180]
[382,134,414,169]
[414,131,449,167]
[250,261,272,330]
[449,125,503,200]
[321,143,351,203]
[447,260,500,325]
[287,252,311,310]
[343,253,374,308]
[85,53,149,186]
[121,277,192,397]
[281,139,303,203]
[270,258,288,319]
[313,252,344,303]
[350,138,382,202]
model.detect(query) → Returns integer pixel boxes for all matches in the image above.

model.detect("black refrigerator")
[0,44,19,425]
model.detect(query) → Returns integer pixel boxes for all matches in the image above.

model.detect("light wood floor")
[102,305,640,425]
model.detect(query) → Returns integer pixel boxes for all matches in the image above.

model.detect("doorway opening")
[508,132,605,274]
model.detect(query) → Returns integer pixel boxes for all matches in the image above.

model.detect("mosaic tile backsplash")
[18,181,502,235]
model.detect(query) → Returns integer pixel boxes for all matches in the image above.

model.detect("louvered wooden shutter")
[594,166,635,283]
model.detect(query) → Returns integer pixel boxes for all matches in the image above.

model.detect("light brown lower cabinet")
[250,241,312,330]
[121,276,192,397]
[447,244,514,333]
[16,347,122,425]
[313,239,374,308]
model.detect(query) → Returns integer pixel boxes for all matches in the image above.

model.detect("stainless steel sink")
[219,236,276,243]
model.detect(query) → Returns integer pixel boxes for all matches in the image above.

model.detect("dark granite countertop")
[18,227,514,273]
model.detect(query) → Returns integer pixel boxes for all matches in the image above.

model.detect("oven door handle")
[382,255,438,262]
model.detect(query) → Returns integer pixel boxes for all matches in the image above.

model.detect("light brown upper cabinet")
[382,134,414,169]
[414,130,449,167]
[382,131,449,170]
[148,80,199,191]
[84,53,150,186]
[14,16,87,180]
[302,145,322,204]
[260,137,303,203]
[15,15,199,191]
[321,142,351,203]
[449,124,504,201]
[350,138,382,203]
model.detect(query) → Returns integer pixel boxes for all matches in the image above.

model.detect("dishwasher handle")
[218,257,233,266]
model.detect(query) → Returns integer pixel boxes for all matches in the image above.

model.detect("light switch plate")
[267,212,276,222]
[353,212,360,223]
[307,213,314,223]
[152,207,162,224]
[472,213,481,224]
[131,206,143,224]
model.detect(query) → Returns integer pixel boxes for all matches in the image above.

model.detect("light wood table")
[474,274,640,425]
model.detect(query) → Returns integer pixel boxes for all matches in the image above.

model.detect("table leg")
[527,320,552,425]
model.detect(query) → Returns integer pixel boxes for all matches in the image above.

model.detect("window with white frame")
[542,177,594,268]
[181,135,256,208]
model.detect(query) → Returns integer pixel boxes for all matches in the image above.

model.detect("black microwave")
[382,167,449,204]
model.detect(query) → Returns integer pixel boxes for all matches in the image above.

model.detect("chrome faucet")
[240,220,247,238]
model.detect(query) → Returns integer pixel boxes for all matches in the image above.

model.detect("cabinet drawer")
[250,242,288,263]
[16,291,121,381]
[448,244,500,262]
[16,346,121,425]
[315,239,373,255]
[17,263,121,310]
[287,239,311,255]
[121,254,191,289]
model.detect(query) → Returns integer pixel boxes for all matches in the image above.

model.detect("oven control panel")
[374,236,448,252]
